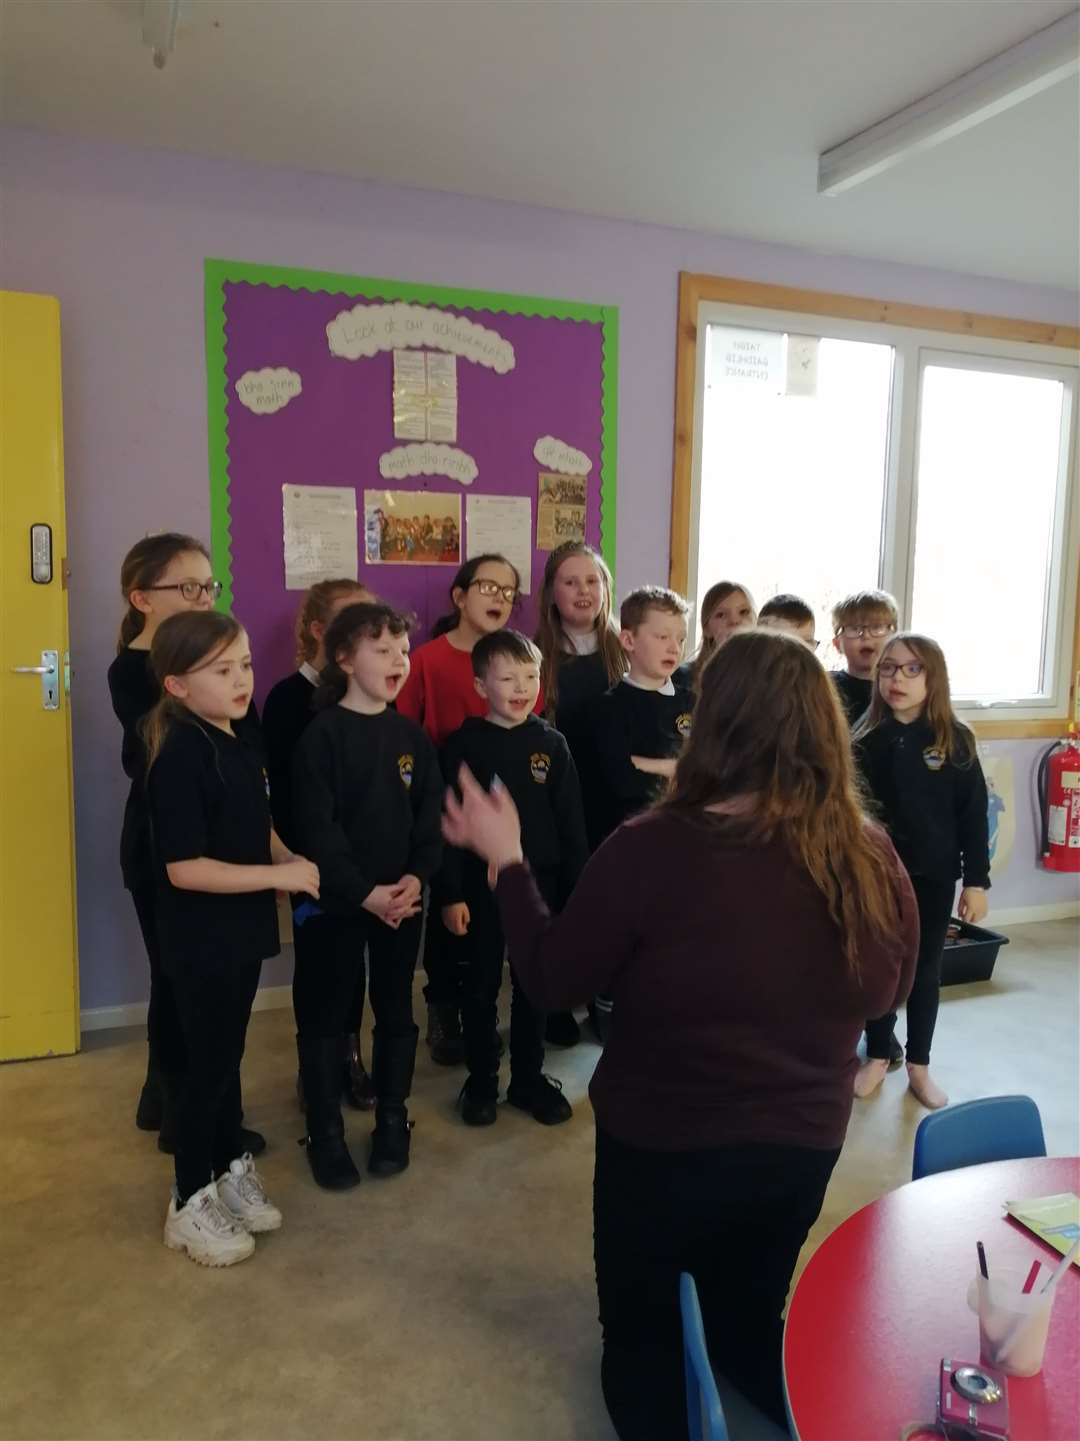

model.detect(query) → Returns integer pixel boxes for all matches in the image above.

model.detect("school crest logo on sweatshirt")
[675,712,693,739]
[530,752,551,785]
[922,747,946,772]
[398,753,415,788]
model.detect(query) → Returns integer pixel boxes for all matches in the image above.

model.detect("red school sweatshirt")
[397,633,543,747]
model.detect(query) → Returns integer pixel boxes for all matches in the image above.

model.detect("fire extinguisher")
[1037,726,1080,872]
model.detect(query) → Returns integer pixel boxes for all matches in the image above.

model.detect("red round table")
[784,1157,1080,1441]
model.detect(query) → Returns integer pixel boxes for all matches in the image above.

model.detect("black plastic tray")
[941,918,1010,987]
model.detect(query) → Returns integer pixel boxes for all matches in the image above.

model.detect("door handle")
[10,650,60,710]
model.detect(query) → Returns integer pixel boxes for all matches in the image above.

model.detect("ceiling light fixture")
[142,0,181,71]
[819,11,1080,196]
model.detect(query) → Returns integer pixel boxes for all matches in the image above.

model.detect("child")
[145,612,319,1266]
[587,586,693,1041]
[758,593,818,649]
[852,633,990,1110]
[107,533,263,1157]
[262,579,376,1111]
[292,603,442,1189]
[439,630,588,1126]
[535,541,625,1046]
[676,580,756,689]
[397,553,531,1066]
[588,586,694,845]
[830,589,898,728]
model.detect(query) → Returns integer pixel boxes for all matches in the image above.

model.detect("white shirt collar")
[299,662,321,686]
[564,628,599,655]
[623,674,675,697]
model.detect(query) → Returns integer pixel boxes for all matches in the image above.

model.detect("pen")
[1040,1238,1080,1295]
[1021,1260,1041,1295]
[977,1241,989,1280]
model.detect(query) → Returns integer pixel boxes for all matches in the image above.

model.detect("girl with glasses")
[852,633,991,1110]
[397,553,536,1067]
[108,534,265,1157]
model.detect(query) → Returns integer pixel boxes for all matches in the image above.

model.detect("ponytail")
[117,533,209,653]
[143,611,243,770]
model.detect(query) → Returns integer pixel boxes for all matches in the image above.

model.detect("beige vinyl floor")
[2,919,1077,1441]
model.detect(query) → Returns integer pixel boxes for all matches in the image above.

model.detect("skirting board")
[80,983,294,1035]
[78,899,1079,1033]
[992,900,1080,927]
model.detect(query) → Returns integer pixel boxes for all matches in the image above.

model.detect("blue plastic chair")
[680,1272,729,1441]
[912,1095,1046,1181]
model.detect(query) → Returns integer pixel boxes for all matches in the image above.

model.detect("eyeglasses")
[836,623,896,639]
[469,578,518,604]
[146,580,223,602]
[878,660,925,679]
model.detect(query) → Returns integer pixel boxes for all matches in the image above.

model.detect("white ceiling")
[3,0,1079,289]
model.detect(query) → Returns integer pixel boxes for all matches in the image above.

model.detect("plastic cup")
[966,1267,1057,1377]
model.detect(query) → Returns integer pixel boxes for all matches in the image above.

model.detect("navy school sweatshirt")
[438,714,588,909]
[291,704,443,914]
[586,678,695,843]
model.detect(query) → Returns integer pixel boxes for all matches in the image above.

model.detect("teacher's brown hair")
[661,628,899,967]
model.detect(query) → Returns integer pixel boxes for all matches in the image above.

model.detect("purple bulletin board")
[204,259,618,703]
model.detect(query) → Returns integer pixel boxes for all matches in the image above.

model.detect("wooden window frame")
[669,272,1080,741]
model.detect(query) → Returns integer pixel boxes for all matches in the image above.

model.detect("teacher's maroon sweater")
[497,809,918,1152]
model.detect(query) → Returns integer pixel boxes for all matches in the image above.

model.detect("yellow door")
[0,291,79,1060]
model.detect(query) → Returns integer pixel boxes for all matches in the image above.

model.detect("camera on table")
[938,1358,1010,1440]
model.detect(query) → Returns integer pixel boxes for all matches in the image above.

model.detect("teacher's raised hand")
[442,764,525,873]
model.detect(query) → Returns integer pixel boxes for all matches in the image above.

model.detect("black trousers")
[292,903,366,1033]
[593,1125,839,1441]
[865,875,954,1066]
[131,883,185,1078]
[170,954,262,1204]
[458,877,548,1090]
[293,911,420,1043]
[422,897,465,1009]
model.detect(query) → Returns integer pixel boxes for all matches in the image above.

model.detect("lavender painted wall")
[2,128,1077,1012]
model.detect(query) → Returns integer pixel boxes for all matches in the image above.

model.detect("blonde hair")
[535,542,625,715]
[854,632,976,764]
[690,580,756,682]
[662,629,901,969]
[117,533,209,652]
[295,579,373,665]
[831,589,898,631]
[142,612,242,771]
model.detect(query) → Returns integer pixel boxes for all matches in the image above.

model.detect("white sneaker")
[163,1180,256,1267]
[217,1153,283,1233]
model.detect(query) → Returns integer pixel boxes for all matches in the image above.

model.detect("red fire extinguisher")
[1037,726,1080,872]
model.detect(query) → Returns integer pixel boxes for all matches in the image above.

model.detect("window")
[675,279,1080,732]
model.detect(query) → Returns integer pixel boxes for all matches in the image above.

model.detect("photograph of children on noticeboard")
[364,489,462,566]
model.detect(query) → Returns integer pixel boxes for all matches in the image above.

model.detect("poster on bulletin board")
[204,258,618,703]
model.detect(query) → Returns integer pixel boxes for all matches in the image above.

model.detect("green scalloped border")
[204,257,618,613]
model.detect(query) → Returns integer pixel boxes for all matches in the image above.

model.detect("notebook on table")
[1005,1192,1080,1266]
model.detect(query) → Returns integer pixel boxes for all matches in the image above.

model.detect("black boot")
[369,1028,418,1176]
[297,1036,361,1191]
[426,1003,464,1066]
[136,1059,163,1131]
[544,1011,581,1049]
[342,1033,376,1111]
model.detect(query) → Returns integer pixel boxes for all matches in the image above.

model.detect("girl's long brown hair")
[294,579,373,665]
[117,533,209,652]
[535,542,625,715]
[689,580,756,684]
[661,628,900,967]
[142,612,243,771]
[853,632,976,764]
